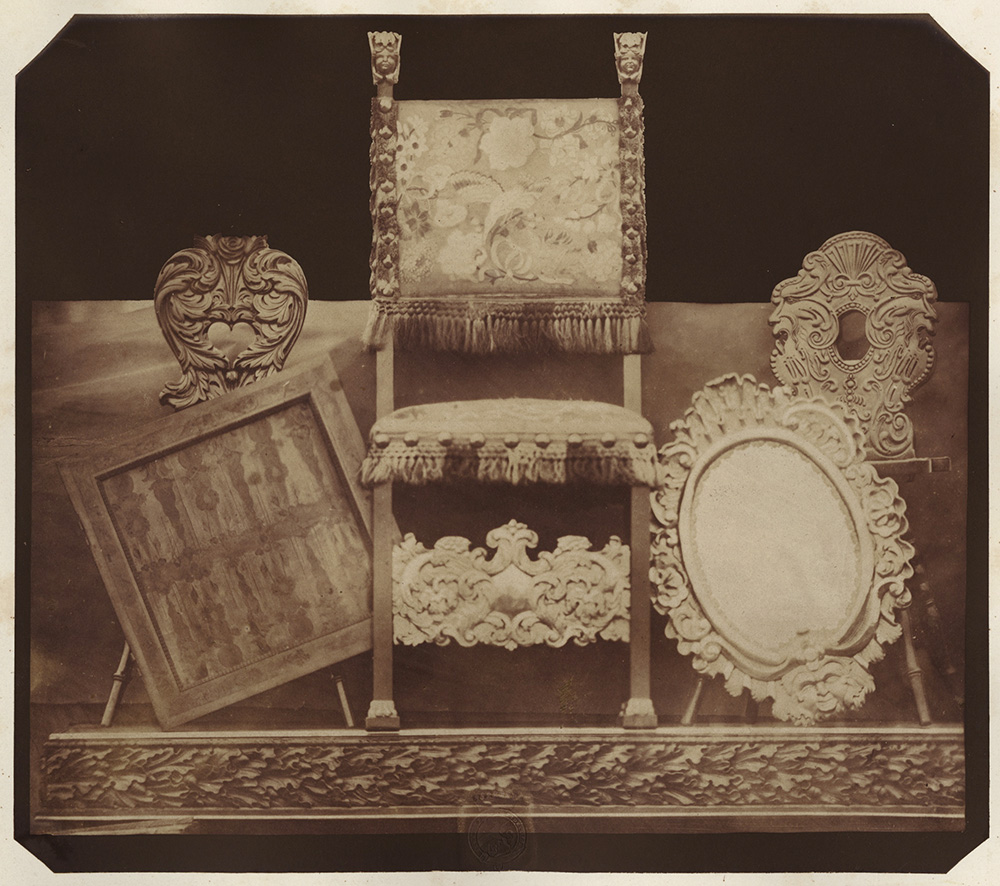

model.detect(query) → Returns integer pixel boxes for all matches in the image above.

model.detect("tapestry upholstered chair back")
[364,30,649,357]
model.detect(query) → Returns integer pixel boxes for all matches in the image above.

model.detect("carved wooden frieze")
[393,520,630,649]
[651,375,915,725]
[154,235,308,409]
[41,726,964,817]
[769,231,938,459]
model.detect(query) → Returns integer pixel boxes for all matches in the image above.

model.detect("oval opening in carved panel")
[834,309,870,362]
[679,438,873,669]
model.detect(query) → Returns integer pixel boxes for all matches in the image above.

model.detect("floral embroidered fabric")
[395,99,624,297]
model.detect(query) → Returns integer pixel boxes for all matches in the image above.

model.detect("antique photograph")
[15,13,987,874]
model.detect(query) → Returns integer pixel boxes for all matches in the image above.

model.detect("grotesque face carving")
[369,31,401,85]
[774,658,875,724]
[614,32,647,84]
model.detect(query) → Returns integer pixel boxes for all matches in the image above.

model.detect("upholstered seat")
[362,398,656,487]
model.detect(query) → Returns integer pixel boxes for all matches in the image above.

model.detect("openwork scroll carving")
[394,520,630,649]
[154,235,308,410]
[651,375,915,725]
[769,231,937,459]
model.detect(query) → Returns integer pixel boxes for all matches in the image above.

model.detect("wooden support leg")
[900,608,932,726]
[101,641,134,727]
[333,674,354,728]
[366,482,399,730]
[917,565,964,711]
[680,675,706,726]
[623,486,657,729]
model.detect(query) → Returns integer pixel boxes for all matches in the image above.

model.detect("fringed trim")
[362,438,657,487]
[362,299,651,355]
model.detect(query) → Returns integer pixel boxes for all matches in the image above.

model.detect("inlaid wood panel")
[61,352,374,727]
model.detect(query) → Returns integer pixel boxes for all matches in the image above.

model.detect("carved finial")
[369,31,401,93]
[614,32,647,92]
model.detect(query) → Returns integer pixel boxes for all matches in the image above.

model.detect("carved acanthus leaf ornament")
[651,375,915,725]
[393,520,630,649]
[769,231,937,459]
[154,235,308,409]
[42,728,964,814]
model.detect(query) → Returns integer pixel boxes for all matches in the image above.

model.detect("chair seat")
[361,398,656,487]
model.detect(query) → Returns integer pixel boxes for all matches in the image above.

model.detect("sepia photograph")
[13,10,988,875]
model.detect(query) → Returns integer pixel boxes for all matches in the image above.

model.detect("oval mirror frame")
[651,375,915,725]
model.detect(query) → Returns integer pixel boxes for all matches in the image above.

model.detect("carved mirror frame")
[650,375,915,725]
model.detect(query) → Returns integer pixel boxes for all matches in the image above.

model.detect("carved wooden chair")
[361,31,658,730]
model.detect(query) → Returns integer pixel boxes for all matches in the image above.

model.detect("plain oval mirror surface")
[681,439,868,663]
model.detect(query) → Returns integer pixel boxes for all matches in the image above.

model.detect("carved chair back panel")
[769,231,937,459]
[154,234,308,409]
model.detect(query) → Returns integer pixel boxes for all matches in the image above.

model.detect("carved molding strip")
[769,231,938,459]
[617,91,647,310]
[154,235,308,410]
[41,727,964,815]
[368,90,401,309]
[651,375,915,725]
[393,520,630,649]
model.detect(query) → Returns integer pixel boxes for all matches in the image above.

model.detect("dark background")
[16,15,988,308]
[17,13,988,875]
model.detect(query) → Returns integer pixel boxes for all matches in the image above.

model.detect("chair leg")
[366,482,400,730]
[623,486,657,728]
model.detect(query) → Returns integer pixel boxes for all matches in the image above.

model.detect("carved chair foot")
[622,697,658,729]
[365,699,400,731]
